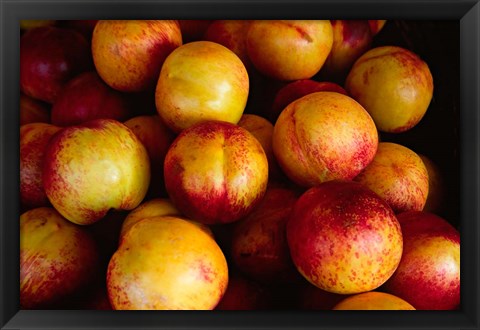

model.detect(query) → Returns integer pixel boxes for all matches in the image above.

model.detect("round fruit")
[333,291,415,310]
[287,180,403,294]
[107,216,228,310]
[345,46,433,133]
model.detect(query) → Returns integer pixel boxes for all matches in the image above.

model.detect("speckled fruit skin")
[419,154,446,214]
[354,142,429,213]
[204,20,252,70]
[270,80,347,121]
[246,20,333,81]
[20,207,98,309]
[52,71,132,126]
[20,123,61,209]
[43,119,150,225]
[20,26,92,103]
[322,20,373,81]
[92,20,182,92]
[124,115,174,198]
[332,291,415,310]
[155,41,249,133]
[231,188,300,283]
[272,91,378,187]
[20,94,50,126]
[287,180,403,294]
[164,121,268,225]
[237,114,282,182]
[383,211,460,310]
[107,216,228,310]
[345,46,433,133]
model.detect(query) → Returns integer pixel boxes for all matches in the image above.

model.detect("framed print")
[1,0,479,329]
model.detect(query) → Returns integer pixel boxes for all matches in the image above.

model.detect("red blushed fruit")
[322,20,373,82]
[51,71,132,126]
[20,207,98,309]
[20,26,92,103]
[20,93,50,126]
[231,188,301,284]
[270,80,347,121]
[215,271,272,310]
[20,123,62,209]
[383,211,460,310]
[287,180,403,294]
[164,120,268,225]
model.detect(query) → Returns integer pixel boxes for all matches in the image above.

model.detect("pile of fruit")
[19,19,460,311]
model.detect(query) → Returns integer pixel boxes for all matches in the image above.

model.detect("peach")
[164,121,268,224]
[270,79,347,121]
[237,114,282,181]
[92,20,182,92]
[383,211,460,310]
[20,123,61,209]
[345,46,434,133]
[118,198,214,242]
[322,20,373,81]
[287,180,403,294]
[231,188,300,283]
[20,94,50,126]
[246,20,333,81]
[107,216,228,310]
[332,291,415,310]
[155,41,249,133]
[272,91,378,187]
[20,26,92,103]
[419,154,447,214]
[354,142,429,213]
[124,115,174,198]
[51,71,132,126]
[204,20,252,70]
[43,119,150,225]
[20,207,98,308]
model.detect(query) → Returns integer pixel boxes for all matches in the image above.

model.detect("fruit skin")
[287,180,403,294]
[246,20,333,81]
[231,188,300,283]
[237,114,282,181]
[92,20,182,92]
[20,26,92,103]
[164,120,268,225]
[20,93,50,126]
[272,91,378,187]
[124,115,174,198]
[20,123,61,209]
[20,207,98,309]
[322,20,373,82]
[332,291,415,310]
[43,119,150,225]
[120,198,192,241]
[51,71,132,126]
[204,20,252,70]
[383,211,460,310]
[107,216,228,310]
[368,20,387,35]
[155,41,249,133]
[345,46,434,133]
[419,154,446,214]
[354,142,429,213]
[270,79,347,121]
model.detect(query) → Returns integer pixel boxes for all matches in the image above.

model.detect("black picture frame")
[1,0,479,329]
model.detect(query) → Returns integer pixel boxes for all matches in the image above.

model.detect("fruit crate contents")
[19,19,459,311]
